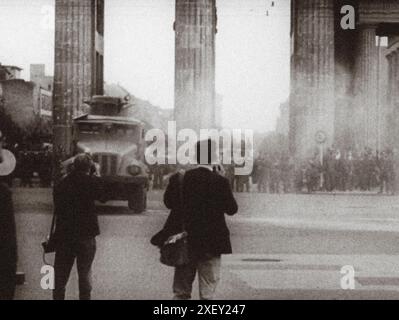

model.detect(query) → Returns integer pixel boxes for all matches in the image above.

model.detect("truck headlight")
[128,165,142,176]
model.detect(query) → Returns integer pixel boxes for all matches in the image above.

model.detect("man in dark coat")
[152,139,238,300]
[53,153,105,300]
[0,130,17,300]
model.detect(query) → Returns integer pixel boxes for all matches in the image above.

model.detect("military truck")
[70,95,149,213]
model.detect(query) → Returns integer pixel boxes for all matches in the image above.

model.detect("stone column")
[53,0,104,161]
[174,0,217,133]
[290,0,335,159]
[353,25,378,151]
[386,44,399,150]
[391,48,399,111]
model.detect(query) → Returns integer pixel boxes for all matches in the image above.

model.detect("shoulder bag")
[160,172,189,267]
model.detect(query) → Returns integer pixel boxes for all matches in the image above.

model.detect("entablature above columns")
[358,0,399,25]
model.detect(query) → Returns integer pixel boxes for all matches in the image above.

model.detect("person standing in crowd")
[152,139,238,300]
[346,151,356,191]
[280,154,292,193]
[253,154,267,193]
[353,151,363,190]
[153,164,166,190]
[388,150,396,195]
[361,148,375,191]
[305,160,319,193]
[20,149,33,188]
[236,163,250,193]
[335,150,347,191]
[294,161,305,193]
[251,155,261,188]
[52,154,105,300]
[255,155,266,193]
[0,130,18,300]
[378,150,395,195]
[224,163,235,190]
[324,148,336,192]
[269,157,280,194]
[39,147,53,188]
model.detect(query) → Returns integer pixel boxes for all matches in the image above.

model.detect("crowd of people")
[250,147,397,195]
[146,147,397,196]
[0,138,53,188]
[1,131,397,197]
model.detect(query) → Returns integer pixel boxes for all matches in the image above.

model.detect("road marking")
[223,254,399,292]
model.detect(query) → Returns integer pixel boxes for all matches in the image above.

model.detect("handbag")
[160,172,189,267]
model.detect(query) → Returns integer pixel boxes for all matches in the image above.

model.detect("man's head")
[73,153,93,174]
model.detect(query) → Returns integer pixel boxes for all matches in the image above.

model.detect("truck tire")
[128,185,147,214]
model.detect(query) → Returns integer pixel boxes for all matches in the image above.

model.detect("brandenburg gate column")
[386,39,399,150]
[174,0,217,133]
[290,0,335,159]
[53,0,104,162]
[353,24,378,151]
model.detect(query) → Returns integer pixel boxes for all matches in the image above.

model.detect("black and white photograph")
[1,0,399,307]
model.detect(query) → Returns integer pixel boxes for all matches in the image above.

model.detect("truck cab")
[69,96,149,213]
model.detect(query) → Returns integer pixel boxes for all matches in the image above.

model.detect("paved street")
[12,188,399,300]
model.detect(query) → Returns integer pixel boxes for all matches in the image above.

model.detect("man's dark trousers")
[53,238,96,300]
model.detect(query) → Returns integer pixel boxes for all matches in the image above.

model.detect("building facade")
[30,64,54,92]
[0,64,22,81]
[0,78,52,136]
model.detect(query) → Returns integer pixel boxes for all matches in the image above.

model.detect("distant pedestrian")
[224,164,235,190]
[379,150,395,195]
[52,154,105,300]
[305,160,319,193]
[258,156,270,193]
[151,139,238,300]
[0,130,18,300]
[346,151,355,191]
[269,159,280,194]
[335,150,347,191]
[20,150,33,188]
[39,148,53,187]
[324,149,336,192]
[361,149,375,191]
[280,155,292,193]
[153,164,166,189]
[236,163,250,193]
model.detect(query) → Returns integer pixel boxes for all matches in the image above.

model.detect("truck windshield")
[78,123,140,141]
[78,123,102,135]
[106,124,140,141]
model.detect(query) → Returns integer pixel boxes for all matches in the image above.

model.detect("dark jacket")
[0,183,17,298]
[53,171,104,244]
[152,167,238,257]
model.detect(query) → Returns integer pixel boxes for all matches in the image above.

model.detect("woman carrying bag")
[151,139,238,300]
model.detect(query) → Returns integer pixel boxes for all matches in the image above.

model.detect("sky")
[0,0,291,132]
